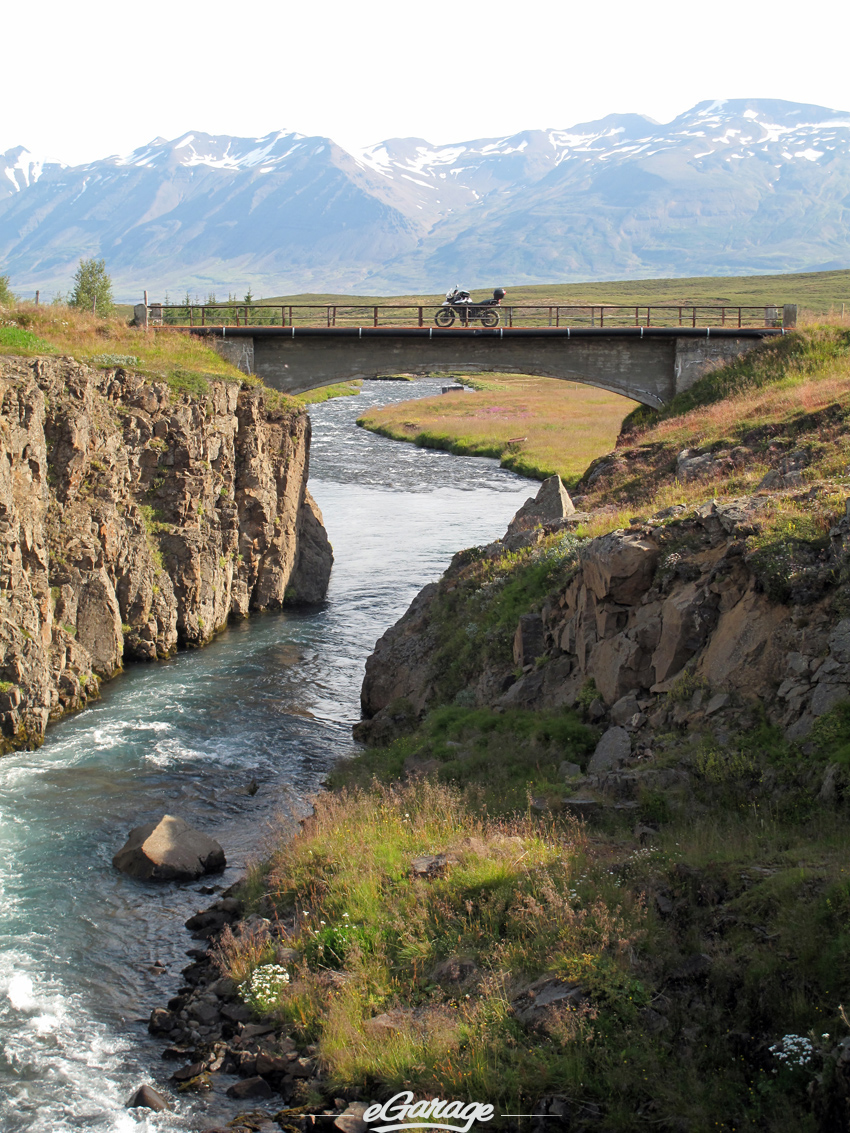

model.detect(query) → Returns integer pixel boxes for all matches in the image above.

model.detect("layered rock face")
[0,355,333,752]
[360,485,847,744]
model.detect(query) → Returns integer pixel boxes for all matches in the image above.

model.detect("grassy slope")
[259,267,850,317]
[0,304,307,409]
[356,375,636,483]
[215,327,850,1132]
[574,325,850,542]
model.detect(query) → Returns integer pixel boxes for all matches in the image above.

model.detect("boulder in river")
[113,815,226,881]
[125,1083,170,1111]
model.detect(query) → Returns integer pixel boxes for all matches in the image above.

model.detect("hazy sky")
[3,0,849,163]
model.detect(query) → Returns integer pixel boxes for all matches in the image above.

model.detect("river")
[0,379,534,1131]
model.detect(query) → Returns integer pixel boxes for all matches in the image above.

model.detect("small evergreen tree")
[69,258,114,315]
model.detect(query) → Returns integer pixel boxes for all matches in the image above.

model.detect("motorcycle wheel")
[435,308,455,327]
[481,309,500,327]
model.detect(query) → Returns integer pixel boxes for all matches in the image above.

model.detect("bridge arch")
[200,326,780,410]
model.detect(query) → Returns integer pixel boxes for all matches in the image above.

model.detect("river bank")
[356,373,634,483]
[157,328,850,1133]
[0,378,534,1132]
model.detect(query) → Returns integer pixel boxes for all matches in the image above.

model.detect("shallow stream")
[0,379,534,1131]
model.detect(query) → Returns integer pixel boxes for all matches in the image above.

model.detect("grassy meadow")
[357,375,636,483]
[258,268,850,319]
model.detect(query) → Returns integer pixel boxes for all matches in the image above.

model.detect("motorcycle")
[434,286,506,327]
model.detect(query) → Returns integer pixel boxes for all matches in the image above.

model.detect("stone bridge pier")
[201,326,786,409]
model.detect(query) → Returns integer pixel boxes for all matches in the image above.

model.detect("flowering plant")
[239,963,290,1014]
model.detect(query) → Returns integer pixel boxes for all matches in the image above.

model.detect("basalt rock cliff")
[0,355,333,753]
[358,478,849,755]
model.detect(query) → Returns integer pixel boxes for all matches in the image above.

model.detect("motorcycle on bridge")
[434,287,506,327]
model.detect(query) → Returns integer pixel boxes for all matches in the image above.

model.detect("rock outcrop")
[0,355,333,752]
[359,485,849,745]
[113,814,226,880]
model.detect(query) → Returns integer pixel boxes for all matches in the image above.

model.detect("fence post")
[783,304,798,329]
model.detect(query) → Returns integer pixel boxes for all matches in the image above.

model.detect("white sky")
[3,0,849,164]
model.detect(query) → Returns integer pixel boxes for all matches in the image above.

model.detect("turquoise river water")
[0,379,534,1131]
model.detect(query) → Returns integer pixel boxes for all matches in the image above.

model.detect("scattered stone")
[558,760,583,779]
[410,854,448,878]
[221,1003,253,1023]
[430,957,479,985]
[512,976,584,1026]
[610,693,640,726]
[241,1022,278,1039]
[587,697,607,722]
[335,1103,369,1133]
[256,1052,292,1076]
[148,1007,177,1035]
[113,815,226,881]
[126,1084,170,1111]
[562,795,600,816]
[504,475,575,543]
[588,727,631,773]
[171,1061,207,1082]
[226,1076,274,1100]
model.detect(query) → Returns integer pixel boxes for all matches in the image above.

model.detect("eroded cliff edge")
[0,355,333,752]
[358,482,850,752]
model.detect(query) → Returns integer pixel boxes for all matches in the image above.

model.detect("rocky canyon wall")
[359,482,849,749]
[0,355,333,753]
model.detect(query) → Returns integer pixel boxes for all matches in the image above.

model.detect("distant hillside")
[2,98,850,301]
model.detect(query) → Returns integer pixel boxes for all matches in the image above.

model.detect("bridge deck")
[146,301,793,331]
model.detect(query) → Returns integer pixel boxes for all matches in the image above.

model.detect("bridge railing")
[147,303,787,329]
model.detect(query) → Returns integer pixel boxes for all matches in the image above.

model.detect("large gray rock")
[113,815,226,881]
[504,475,575,542]
[588,727,631,773]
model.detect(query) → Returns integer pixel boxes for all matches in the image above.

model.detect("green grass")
[214,731,850,1131]
[1,304,245,389]
[332,705,597,808]
[0,326,57,354]
[296,380,363,405]
[259,268,850,318]
[357,374,635,484]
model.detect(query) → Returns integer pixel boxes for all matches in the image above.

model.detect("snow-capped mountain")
[0,146,65,198]
[1,99,849,300]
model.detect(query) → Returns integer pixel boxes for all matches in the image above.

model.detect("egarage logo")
[363,1091,495,1133]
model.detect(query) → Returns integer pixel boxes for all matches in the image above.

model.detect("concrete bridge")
[197,325,786,409]
[141,301,795,408]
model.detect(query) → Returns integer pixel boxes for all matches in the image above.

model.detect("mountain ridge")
[2,98,849,301]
